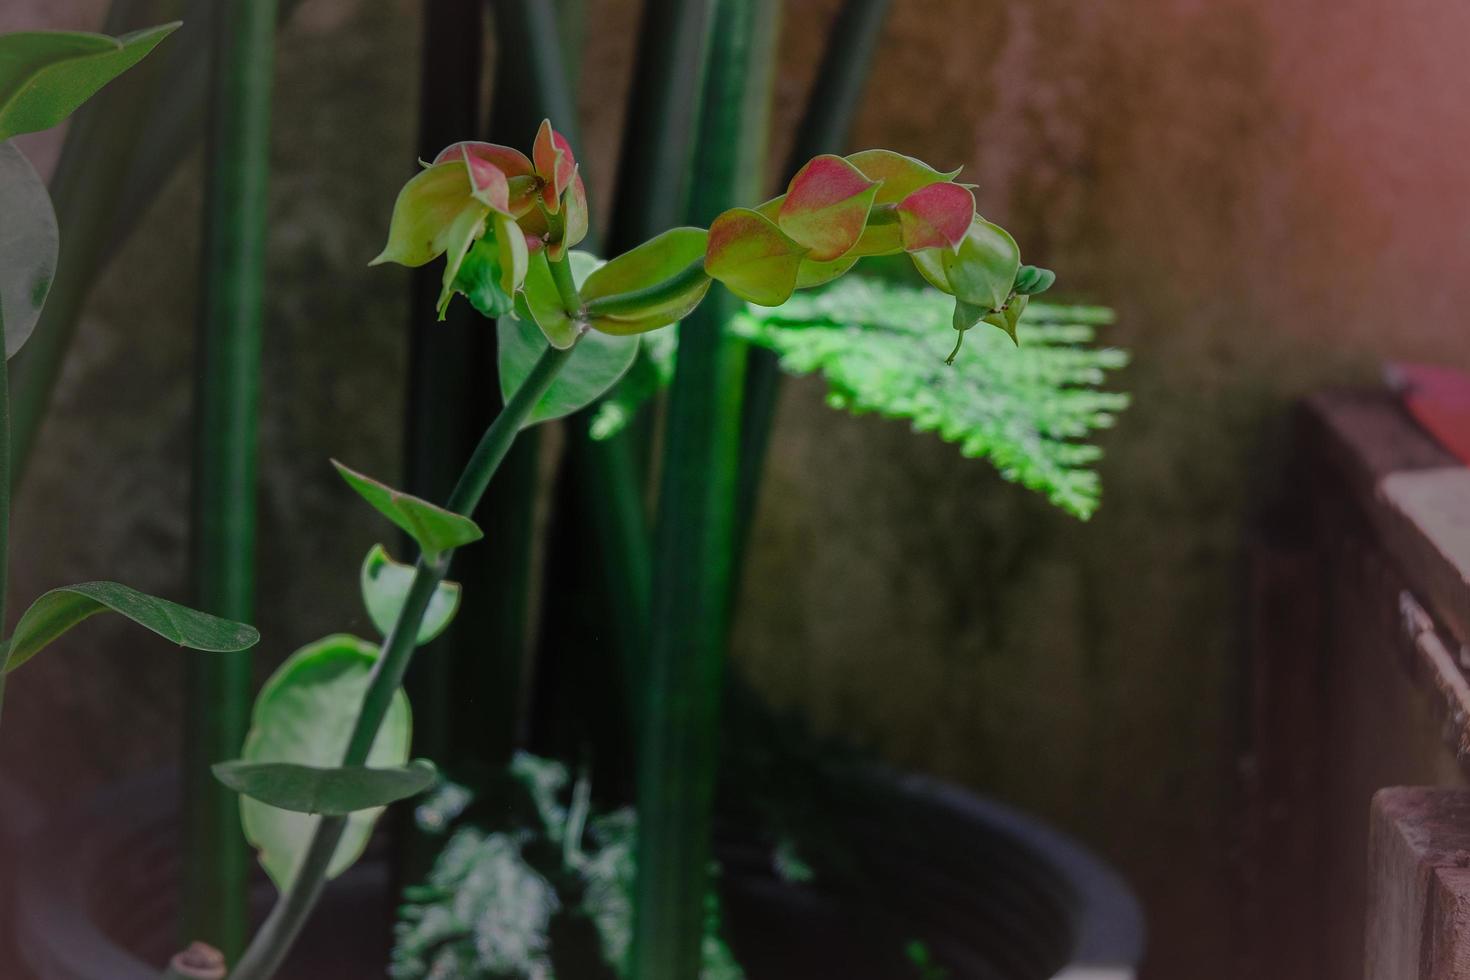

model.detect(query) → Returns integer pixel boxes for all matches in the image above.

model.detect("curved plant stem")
[227,340,573,980]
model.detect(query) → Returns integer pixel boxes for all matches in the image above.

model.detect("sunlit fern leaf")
[729,277,1130,519]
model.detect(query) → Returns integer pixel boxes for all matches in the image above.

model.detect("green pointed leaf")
[704,207,807,306]
[240,634,412,890]
[360,545,461,645]
[516,250,579,349]
[582,227,711,334]
[1,142,57,359]
[215,759,437,816]
[371,161,477,269]
[846,149,961,204]
[778,154,879,261]
[450,235,516,319]
[731,277,1130,520]
[939,218,1021,310]
[0,23,178,140]
[332,460,482,555]
[501,252,639,427]
[1,581,259,674]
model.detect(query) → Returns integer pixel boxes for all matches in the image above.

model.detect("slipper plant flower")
[373,124,1055,367]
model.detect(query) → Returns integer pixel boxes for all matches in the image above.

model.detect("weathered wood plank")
[1367,788,1470,980]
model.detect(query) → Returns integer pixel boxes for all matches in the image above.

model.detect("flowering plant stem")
[226,293,576,980]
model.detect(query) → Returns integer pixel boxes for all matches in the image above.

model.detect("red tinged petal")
[548,171,588,262]
[533,119,577,214]
[453,145,510,215]
[433,140,534,177]
[777,154,878,261]
[846,149,962,204]
[897,182,975,252]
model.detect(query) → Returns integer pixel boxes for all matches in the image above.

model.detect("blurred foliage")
[391,754,744,980]
[731,277,1129,519]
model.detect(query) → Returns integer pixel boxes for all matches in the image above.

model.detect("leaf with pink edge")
[898,182,975,252]
[547,173,589,262]
[777,155,878,261]
[705,208,808,306]
[847,148,961,204]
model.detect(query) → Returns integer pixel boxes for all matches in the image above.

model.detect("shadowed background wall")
[4,1,1470,978]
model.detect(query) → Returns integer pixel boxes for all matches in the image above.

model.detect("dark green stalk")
[631,2,779,977]
[183,0,277,958]
[734,0,892,557]
[229,340,574,980]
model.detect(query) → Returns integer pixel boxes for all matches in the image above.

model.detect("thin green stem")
[227,342,573,980]
[547,252,584,318]
[582,259,709,319]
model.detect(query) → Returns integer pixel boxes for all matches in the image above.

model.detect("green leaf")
[1,581,260,673]
[240,634,413,890]
[332,460,483,556]
[360,545,461,645]
[0,23,179,140]
[731,276,1131,519]
[1015,264,1056,296]
[499,317,638,428]
[704,207,807,306]
[0,142,57,359]
[214,759,437,816]
[515,250,579,349]
[500,250,639,427]
[449,234,516,319]
[581,227,711,334]
[938,218,1021,310]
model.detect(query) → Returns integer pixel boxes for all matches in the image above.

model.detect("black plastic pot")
[12,769,1142,979]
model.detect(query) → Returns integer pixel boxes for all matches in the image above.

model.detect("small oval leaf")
[332,460,483,556]
[360,545,461,645]
[0,142,57,359]
[240,634,412,890]
[370,161,477,269]
[778,154,879,261]
[215,759,437,816]
[1,581,260,673]
[0,23,179,140]
[705,207,807,306]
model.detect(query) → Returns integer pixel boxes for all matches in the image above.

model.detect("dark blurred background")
[3,1,1469,978]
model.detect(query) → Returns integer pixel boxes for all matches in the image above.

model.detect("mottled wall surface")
[4,2,1470,979]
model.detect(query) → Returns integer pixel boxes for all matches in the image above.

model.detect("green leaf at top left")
[332,460,483,556]
[0,142,57,359]
[0,23,180,140]
[1,581,260,673]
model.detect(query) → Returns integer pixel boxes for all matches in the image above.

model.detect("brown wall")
[5,1,1470,978]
